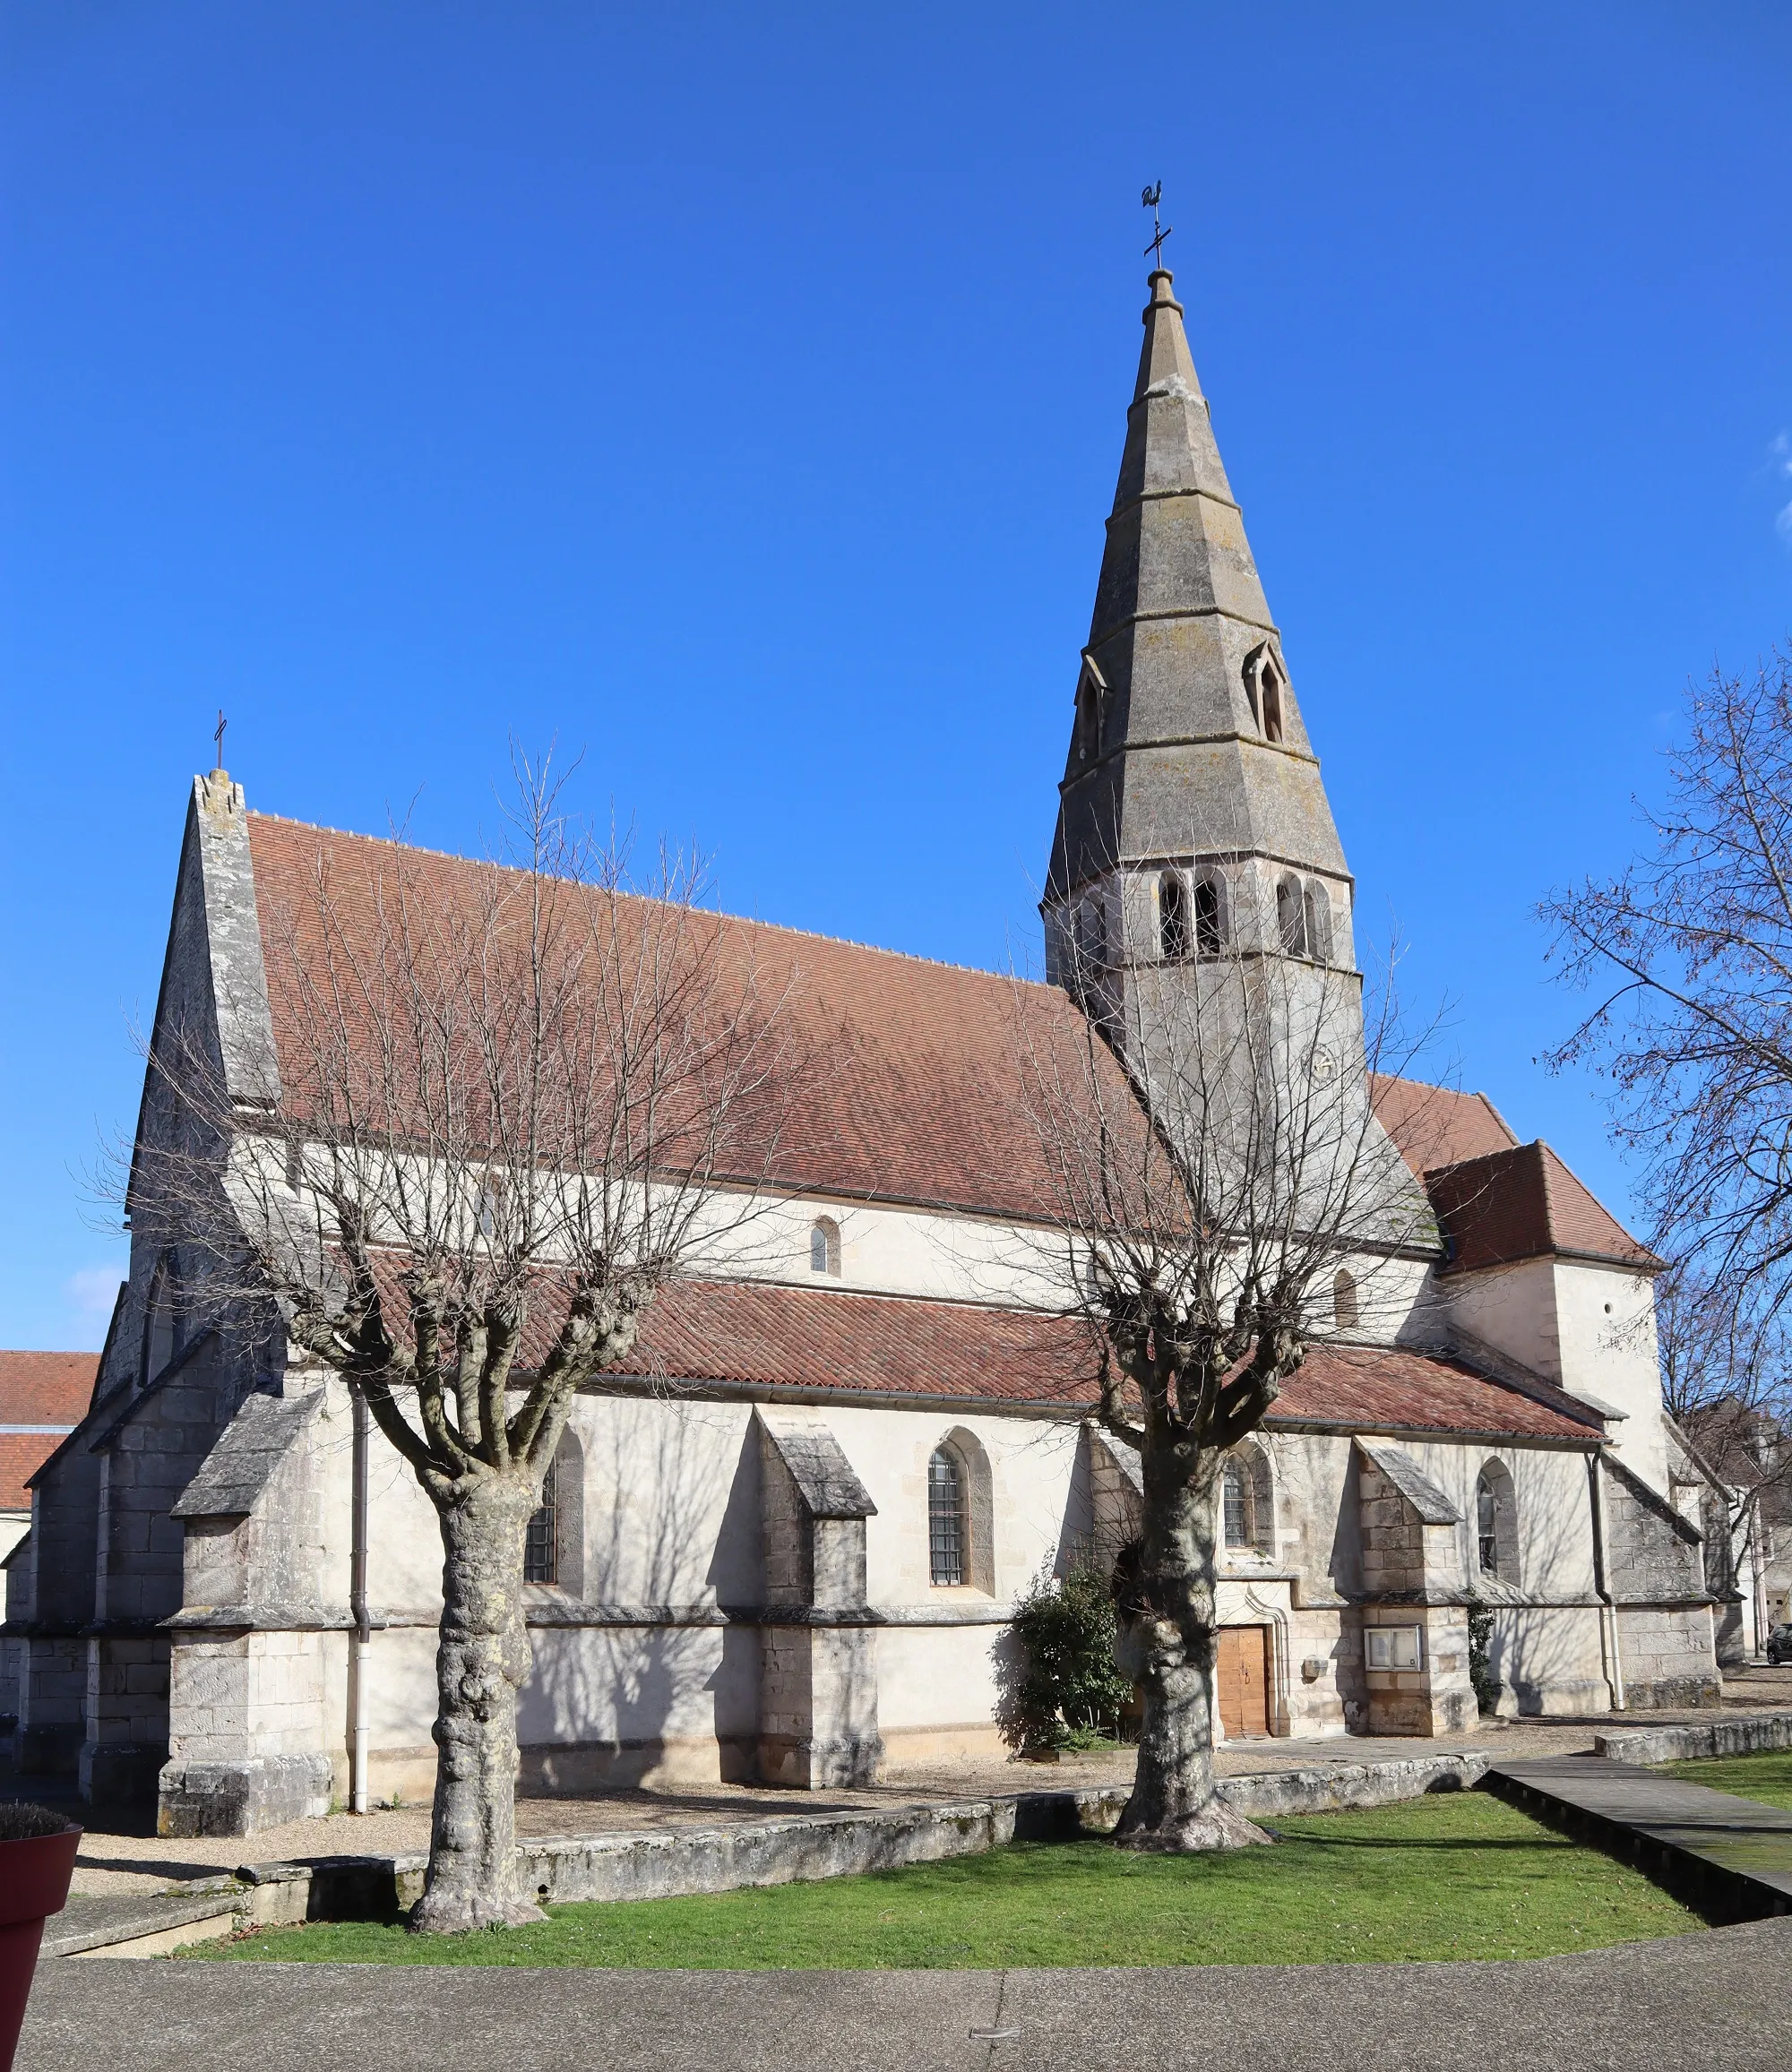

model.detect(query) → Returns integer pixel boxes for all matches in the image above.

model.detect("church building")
[4,265,1727,1834]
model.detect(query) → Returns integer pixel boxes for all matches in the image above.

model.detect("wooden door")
[1215,1625,1270,1738]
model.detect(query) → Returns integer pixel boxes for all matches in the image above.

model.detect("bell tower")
[1043,267,1355,1006]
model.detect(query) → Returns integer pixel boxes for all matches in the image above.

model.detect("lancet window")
[1277,873,1307,957]
[1476,1460,1518,1581]
[1159,873,1189,960]
[524,1461,558,1585]
[1193,870,1226,953]
[1332,1268,1359,1331]
[1304,881,1334,964]
[928,1447,965,1586]
[1244,645,1287,744]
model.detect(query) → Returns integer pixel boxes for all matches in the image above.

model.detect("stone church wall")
[1600,1456,1719,1708]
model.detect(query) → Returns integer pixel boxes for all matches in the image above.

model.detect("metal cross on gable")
[1142,182,1173,268]
[213,709,227,771]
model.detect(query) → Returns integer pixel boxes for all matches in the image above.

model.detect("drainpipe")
[349,1386,371,1814]
[1587,1449,1625,1711]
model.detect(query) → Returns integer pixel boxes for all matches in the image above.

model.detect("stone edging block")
[1591,1709,1792,1767]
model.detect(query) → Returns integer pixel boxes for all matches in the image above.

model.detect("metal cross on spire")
[213,709,227,772]
[1142,182,1173,269]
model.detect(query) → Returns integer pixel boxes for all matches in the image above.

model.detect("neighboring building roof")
[0,1350,99,1509]
[1371,1076,1519,1174]
[245,813,1143,1226]
[1424,1141,1662,1277]
[1370,1076,1657,1277]
[615,1278,1604,1443]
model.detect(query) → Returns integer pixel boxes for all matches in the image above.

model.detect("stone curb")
[49,1747,1521,1955]
[1592,1709,1792,1767]
[247,1751,1495,1921]
[44,1890,253,1960]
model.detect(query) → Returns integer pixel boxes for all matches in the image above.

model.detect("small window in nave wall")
[928,1446,965,1586]
[1332,1268,1359,1332]
[524,1461,558,1585]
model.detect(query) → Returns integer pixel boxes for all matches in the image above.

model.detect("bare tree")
[1542,648,1792,1315]
[125,762,792,1930]
[1013,894,1435,1851]
[1655,1266,1792,1652]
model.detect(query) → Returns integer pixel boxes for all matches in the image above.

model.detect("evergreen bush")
[1466,1598,1502,1715]
[996,1557,1134,1752]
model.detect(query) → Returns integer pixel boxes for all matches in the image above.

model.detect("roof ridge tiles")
[243,809,1044,991]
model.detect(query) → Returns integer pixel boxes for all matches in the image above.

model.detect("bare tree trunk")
[409,1474,546,1932]
[1114,1457,1271,1853]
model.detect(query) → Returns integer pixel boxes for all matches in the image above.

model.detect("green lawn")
[1656,1748,1792,1809]
[188,1791,1697,1969]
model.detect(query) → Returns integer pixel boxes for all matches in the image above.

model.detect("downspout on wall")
[349,1387,371,1815]
[1587,1449,1625,1711]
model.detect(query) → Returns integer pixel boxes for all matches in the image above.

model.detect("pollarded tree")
[125,762,792,1931]
[1014,885,1437,1851]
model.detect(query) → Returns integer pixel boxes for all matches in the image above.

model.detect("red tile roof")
[246,815,1142,1224]
[0,1352,97,1509]
[628,1278,1097,1404]
[1271,1343,1600,1441]
[1425,1141,1661,1276]
[0,1350,97,1427]
[1371,1076,1654,1277]
[1371,1075,1518,1174]
[610,1278,1601,1442]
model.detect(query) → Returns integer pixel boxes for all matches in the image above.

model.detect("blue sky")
[4,4,1790,1350]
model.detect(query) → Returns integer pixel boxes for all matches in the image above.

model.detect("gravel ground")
[39,1661,1792,1897]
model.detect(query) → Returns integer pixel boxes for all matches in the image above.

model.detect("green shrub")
[996,1557,1133,1752]
[1466,1599,1501,1715]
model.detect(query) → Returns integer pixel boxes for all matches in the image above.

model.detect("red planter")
[0,1819,82,2072]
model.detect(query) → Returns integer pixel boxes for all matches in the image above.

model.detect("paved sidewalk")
[18,1923,1792,2072]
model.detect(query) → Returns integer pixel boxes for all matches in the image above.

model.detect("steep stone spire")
[1045,268,1352,982]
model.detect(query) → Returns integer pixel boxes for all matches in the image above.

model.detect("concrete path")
[1490,1756,1792,1918]
[18,1923,1792,2072]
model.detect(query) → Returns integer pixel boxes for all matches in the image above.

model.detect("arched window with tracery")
[1476,1460,1518,1582]
[810,1216,841,1277]
[1159,873,1189,960]
[927,1430,995,1591]
[1276,873,1307,957]
[1221,1444,1274,1553]
[1304,881,1334,964]
[1222,1459,1251,1548]
[1332,1268,1359,1331]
